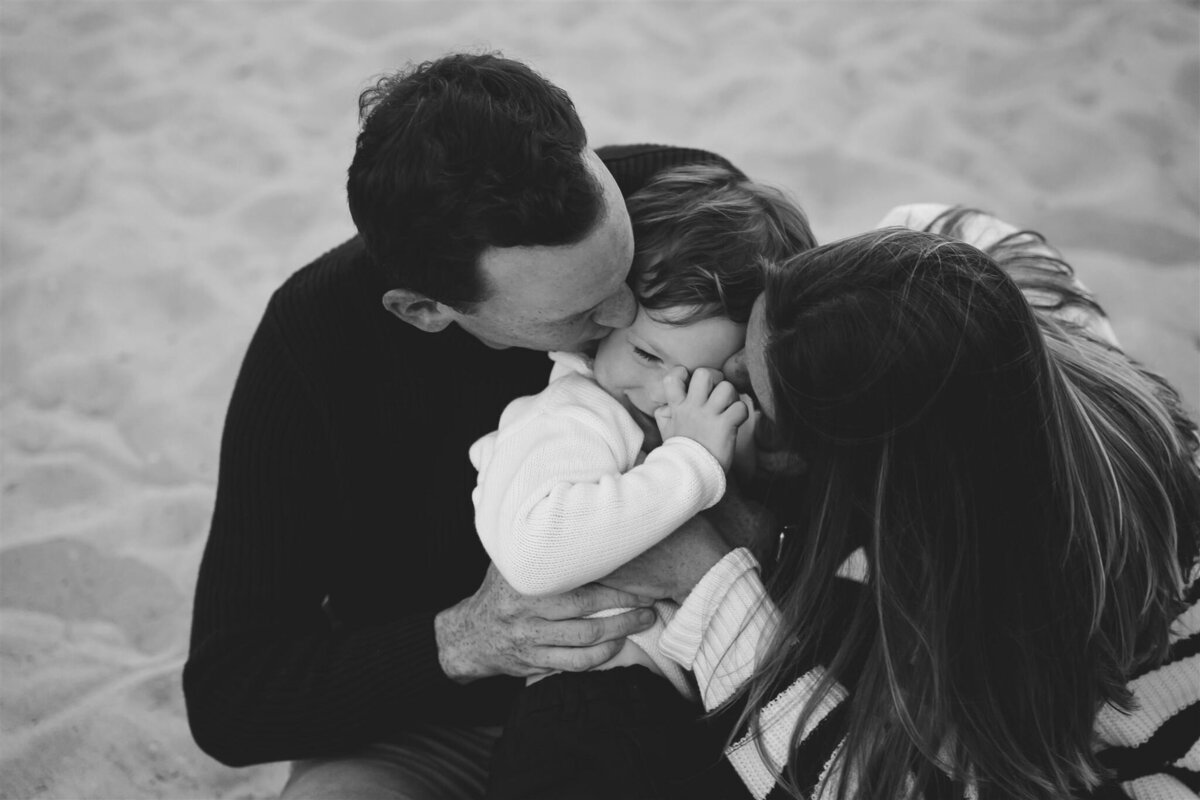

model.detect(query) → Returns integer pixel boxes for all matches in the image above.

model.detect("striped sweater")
[660,549,1200,800]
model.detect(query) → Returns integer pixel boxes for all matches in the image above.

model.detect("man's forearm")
[184,610,504,766]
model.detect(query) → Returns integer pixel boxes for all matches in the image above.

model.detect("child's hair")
[626,164,815,325]
[739,223,1200,800]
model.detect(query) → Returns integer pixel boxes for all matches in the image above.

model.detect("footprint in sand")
[1176,58,1200,113]
[2,459,111,528]
[22,357,135,418]
[0,538,186,655]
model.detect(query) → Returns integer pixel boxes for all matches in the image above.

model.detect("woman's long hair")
[740,222,1200,800]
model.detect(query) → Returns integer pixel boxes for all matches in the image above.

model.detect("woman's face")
[744,294,776,423]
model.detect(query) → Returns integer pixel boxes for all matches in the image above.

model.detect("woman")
[653,210,1200,799]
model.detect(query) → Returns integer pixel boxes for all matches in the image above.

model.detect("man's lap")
[280,724,502,800]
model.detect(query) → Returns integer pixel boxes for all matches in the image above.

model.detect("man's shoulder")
[270,235,375,311]
[597,144,745,198]
[263,236,546,383]
[255,234,415,378]
[263,235,398,348]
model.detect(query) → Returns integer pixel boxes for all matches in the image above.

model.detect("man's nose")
[722,348,750,392]
[593,284,636,329]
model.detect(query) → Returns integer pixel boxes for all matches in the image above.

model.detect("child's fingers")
[705,380,741,411]
[686,368,722,401]
[662,366,689,406]
[722,398,750,427]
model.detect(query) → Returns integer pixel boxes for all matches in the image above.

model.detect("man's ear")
[381,289,457,333]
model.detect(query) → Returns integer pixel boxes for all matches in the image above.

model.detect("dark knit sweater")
[183,144,744,767]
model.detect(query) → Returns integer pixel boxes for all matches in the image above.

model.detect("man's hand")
[434,564,657,683]
[602,514,732,605]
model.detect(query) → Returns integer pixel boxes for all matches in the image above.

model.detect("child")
[470,164,815,799]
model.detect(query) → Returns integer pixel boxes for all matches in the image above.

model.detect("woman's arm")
[878,203,1120,346]
[659,549,856,800]
[1092,585,1200,798]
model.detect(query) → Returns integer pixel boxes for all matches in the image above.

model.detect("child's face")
[593,306,746,446]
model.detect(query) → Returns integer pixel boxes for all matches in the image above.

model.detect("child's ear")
[382,289,457,333]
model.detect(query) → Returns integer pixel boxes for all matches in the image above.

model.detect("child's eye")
[632,346,661,365]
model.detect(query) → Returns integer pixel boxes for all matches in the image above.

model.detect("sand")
[1,2,1196,798]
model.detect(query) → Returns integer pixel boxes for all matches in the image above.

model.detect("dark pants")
[282,724,501,800]
[485,666,746,800]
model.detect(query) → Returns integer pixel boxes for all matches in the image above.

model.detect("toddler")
[471,164,815,799]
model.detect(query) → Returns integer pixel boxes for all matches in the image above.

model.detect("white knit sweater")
[469,351,728,696]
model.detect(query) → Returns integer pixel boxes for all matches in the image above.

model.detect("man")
[183,52,744,798]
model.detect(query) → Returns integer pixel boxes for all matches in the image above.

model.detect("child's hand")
[732,392,758,482]
[654,367,749,472]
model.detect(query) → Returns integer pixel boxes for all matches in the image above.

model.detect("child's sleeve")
[472,376,727,596]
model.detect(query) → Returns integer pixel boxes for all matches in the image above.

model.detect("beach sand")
[1,2,1196,798]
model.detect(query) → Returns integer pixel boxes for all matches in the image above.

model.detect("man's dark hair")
[347,53,604,309]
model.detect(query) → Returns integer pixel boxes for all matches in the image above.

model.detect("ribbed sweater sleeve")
[185,299,495,766]
[596,143,746,197]
[662,549,851,800]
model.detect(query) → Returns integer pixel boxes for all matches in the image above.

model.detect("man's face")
[592,306,746,447]
[452,150,637,352]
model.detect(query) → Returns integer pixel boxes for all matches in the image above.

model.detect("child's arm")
[472,374,737,597]
[473,372,750,597]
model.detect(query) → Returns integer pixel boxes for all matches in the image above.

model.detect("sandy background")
[1,2,1197,798]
